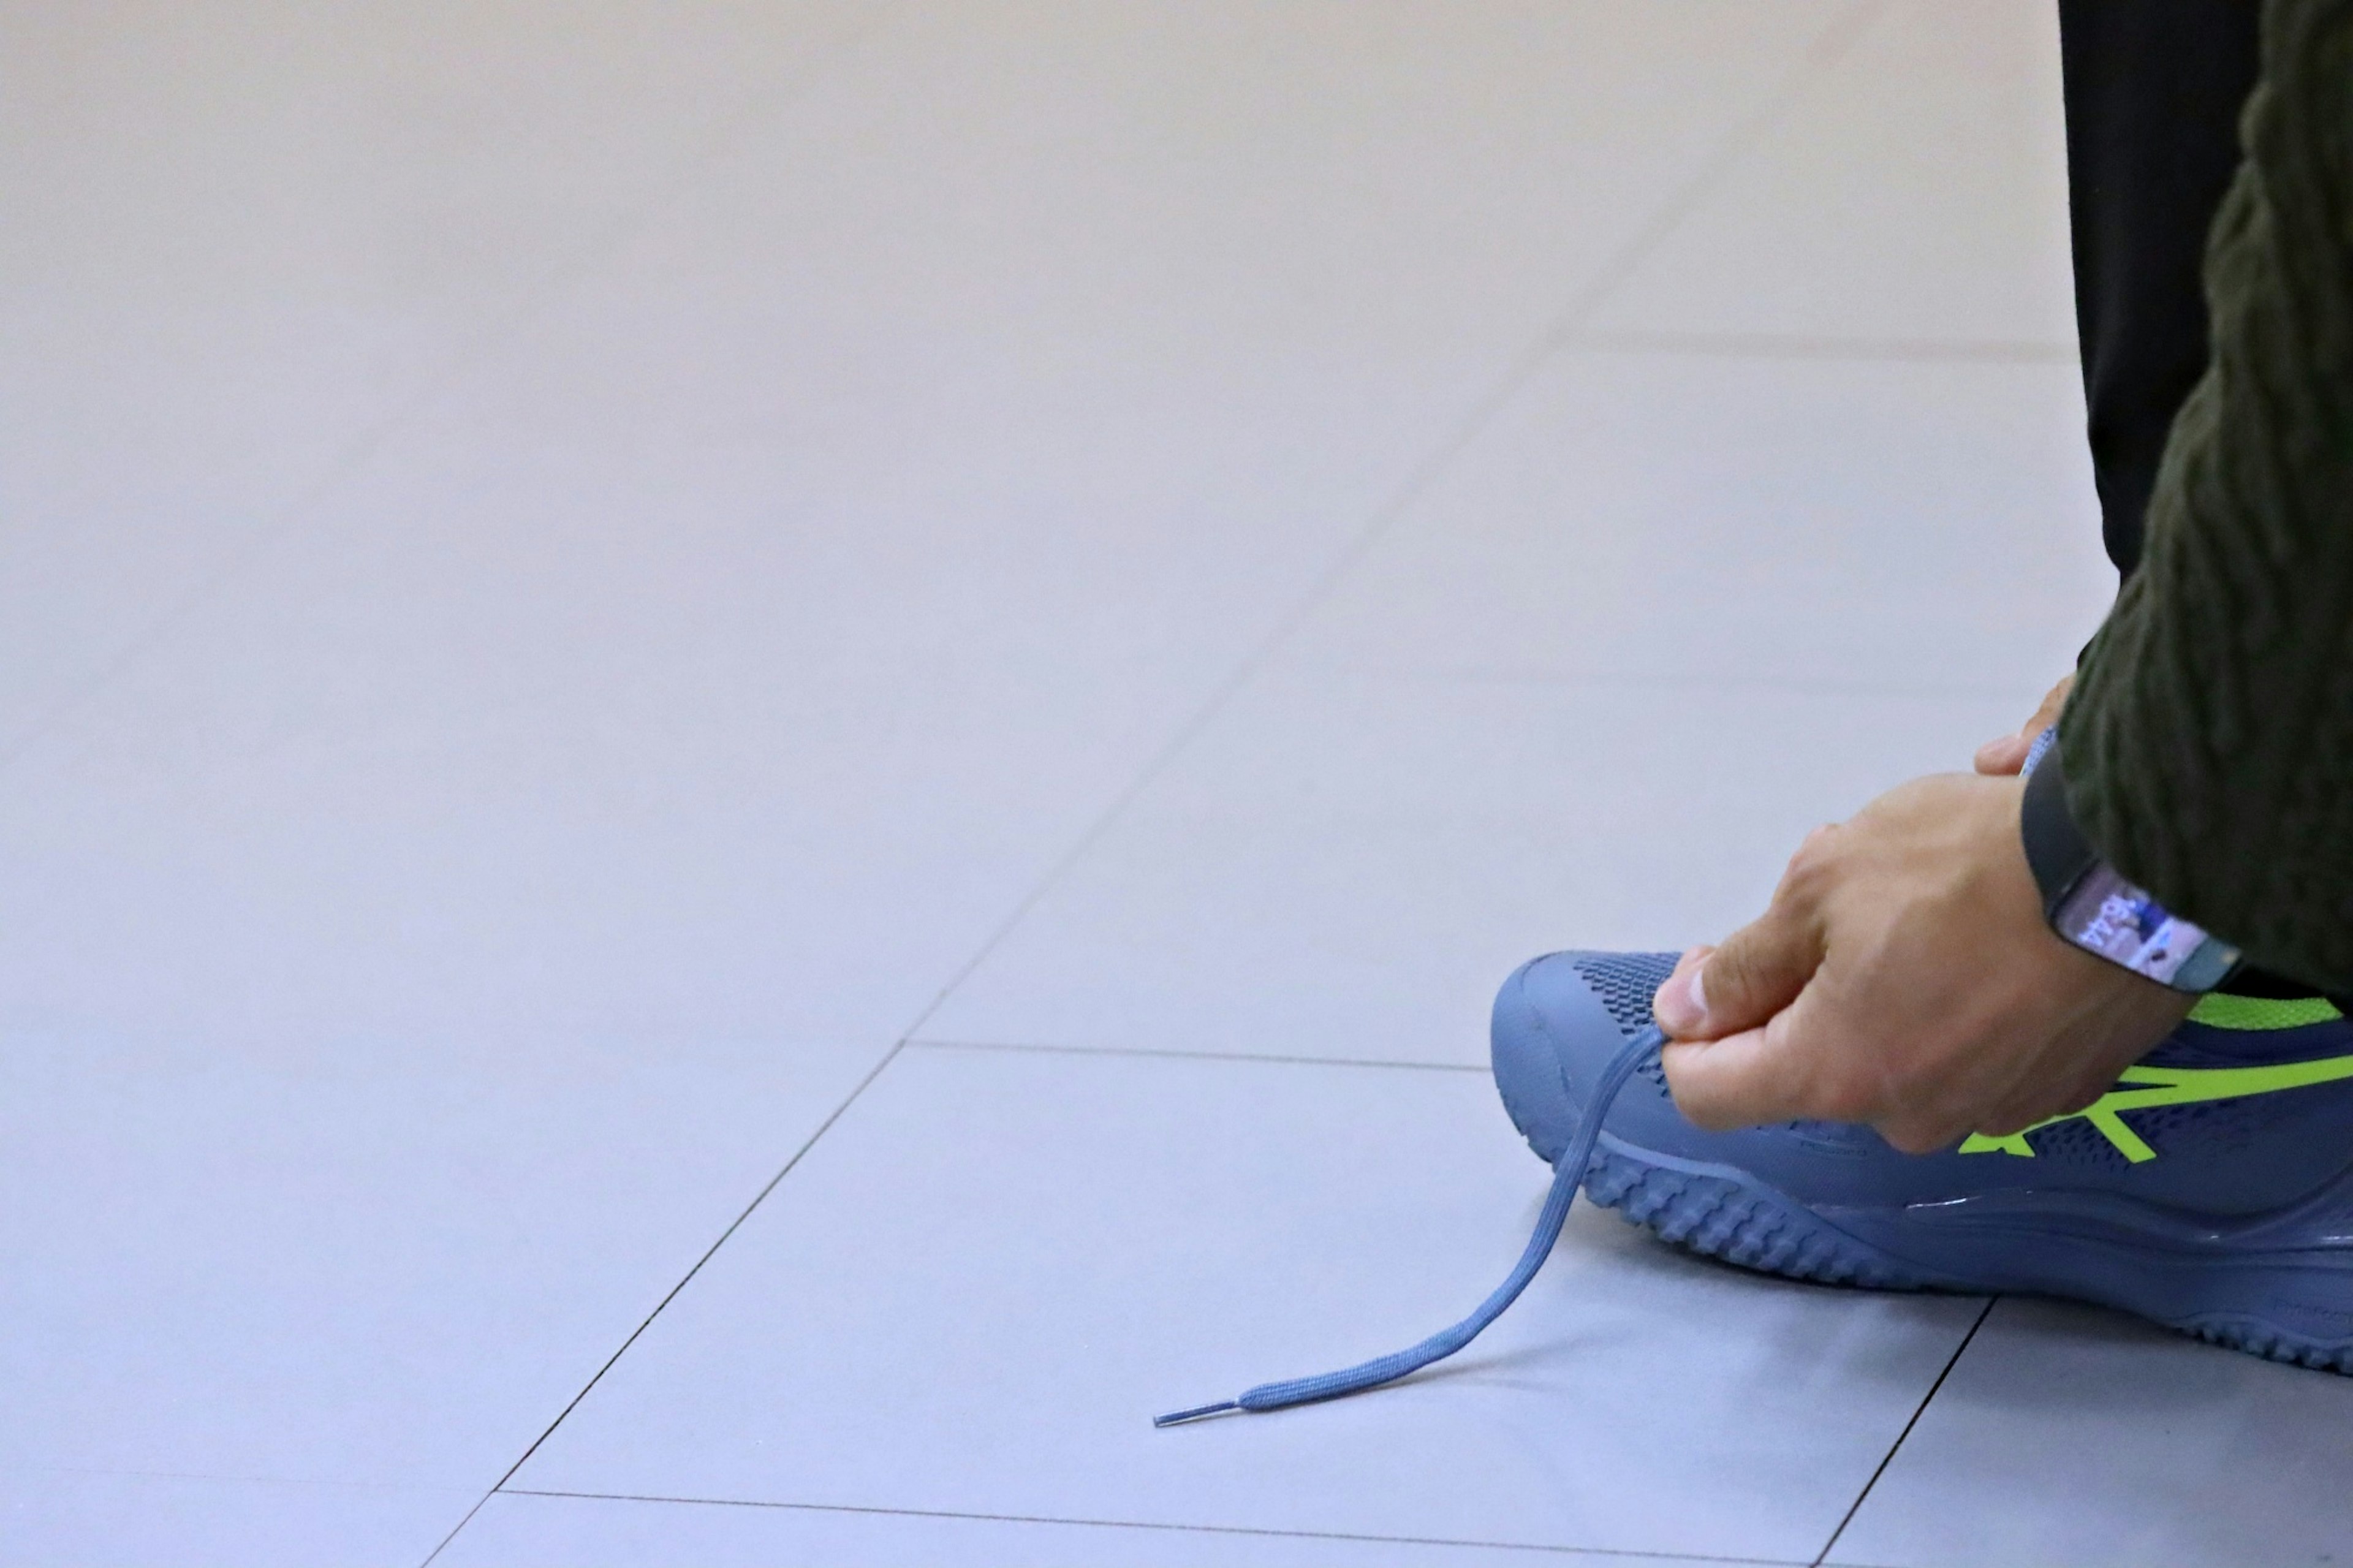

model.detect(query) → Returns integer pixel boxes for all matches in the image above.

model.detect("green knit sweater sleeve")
[2059,0,2353,991]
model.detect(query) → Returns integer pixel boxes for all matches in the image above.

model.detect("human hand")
[1973,673,2073,775]
[1650,772,2192,1153]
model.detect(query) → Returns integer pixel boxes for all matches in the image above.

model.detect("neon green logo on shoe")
[1960,994,2347,1164]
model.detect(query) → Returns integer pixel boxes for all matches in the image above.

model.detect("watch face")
[2053,863,2238,990]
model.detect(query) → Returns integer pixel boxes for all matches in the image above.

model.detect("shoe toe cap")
[1492,950,1673,1163]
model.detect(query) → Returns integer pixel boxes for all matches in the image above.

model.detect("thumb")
[1972,730,2033,776]
[1652,898,1824,1041]
[1660,983,1827,1131]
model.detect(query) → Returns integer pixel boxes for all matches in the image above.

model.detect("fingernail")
[1654,965,1708,1035]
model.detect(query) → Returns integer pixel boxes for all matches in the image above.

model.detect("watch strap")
[2017,732,2240,993]
[2020,730,2097,910]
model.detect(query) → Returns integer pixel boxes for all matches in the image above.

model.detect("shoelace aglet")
[1153,1399,1241,1427]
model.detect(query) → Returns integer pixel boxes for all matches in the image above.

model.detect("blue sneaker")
[1156,951,2353,1428]
[1494,949,2353,1371]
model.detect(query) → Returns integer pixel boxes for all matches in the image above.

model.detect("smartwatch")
[2019,731,2241,993]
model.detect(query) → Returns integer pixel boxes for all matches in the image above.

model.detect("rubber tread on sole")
[1582,1143,2353,1375]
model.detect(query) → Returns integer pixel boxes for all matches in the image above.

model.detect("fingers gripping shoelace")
[1155,1024,1665,1426]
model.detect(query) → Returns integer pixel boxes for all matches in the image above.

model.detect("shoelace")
[1156,1023,1665,1426]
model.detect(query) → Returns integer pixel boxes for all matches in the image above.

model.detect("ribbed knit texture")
[2063,0,2353,992]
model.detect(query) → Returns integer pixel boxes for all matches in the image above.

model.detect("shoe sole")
[1584,1132,2353,1374]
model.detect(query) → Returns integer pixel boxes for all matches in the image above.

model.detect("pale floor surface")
[7,2,2352,1564]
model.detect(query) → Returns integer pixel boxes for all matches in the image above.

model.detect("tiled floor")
[8,3,2349,1565]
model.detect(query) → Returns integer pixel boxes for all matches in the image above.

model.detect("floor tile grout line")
[497,1487,1811,1565]
[1808,1294,1998,1567]
[416,1037,914,1567]
[0,6,896,782]
[425,1013,1493,1561]
[905,1037,1490,1072]
[887,0,1892,1053]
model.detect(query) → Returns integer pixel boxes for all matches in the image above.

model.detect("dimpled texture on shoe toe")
[1491,950,1677,1162]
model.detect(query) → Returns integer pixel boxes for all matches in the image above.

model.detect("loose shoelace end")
[1153,1399,1241,1428]
[1151,1023,1662,1429]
